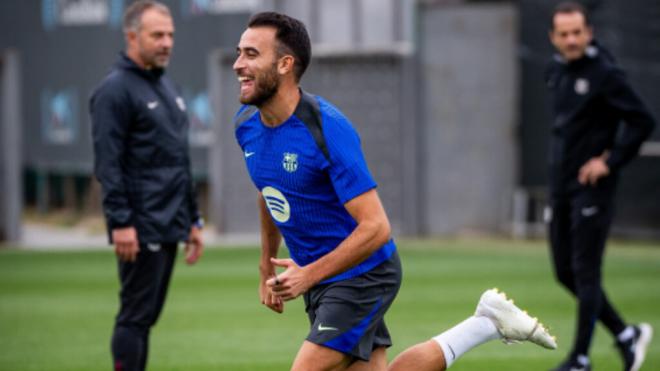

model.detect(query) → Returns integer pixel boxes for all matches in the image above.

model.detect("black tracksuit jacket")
[545,41,656,200]
[90,53,200,244]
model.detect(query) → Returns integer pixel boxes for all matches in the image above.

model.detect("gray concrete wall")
[264,0,414,49]
[0,0,248,176]
[419,3,518,235]
[211,3,520,237]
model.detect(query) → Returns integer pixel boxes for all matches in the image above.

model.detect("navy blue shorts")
[303,251,402,361]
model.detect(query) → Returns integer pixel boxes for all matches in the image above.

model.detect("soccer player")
[545,3,655,371]
[90,1,204,370]
[233,12,556,371]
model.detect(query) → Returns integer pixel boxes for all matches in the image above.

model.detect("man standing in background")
[545,2,655,371]
[90,1,204,370]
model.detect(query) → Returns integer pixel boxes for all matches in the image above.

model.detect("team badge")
[176,96,187,111]
[282,152,298,173]
[574,78,589,95]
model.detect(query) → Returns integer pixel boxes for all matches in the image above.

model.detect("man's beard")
[241,63,280,107]
[139,47,170,69]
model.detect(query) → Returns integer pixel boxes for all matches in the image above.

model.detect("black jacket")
[90,53,200,244]
[545,41,656,198]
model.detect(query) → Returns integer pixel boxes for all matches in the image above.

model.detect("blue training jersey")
[234,91,396,283]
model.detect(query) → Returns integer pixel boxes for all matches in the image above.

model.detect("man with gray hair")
[90,1,204,370]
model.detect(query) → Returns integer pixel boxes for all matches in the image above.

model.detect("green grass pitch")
[1,238,658,370]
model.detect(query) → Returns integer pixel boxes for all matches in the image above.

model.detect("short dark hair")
[248,12,312,82]
[551,1,591,30]
[123,0,170,33]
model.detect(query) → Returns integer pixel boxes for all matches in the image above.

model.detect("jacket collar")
[553,42,600,66]
[116,52,165,80]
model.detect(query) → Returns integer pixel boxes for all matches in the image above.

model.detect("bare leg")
[388,340,446,371]
[347,347,388,371]
[290,290,554,371]
[291,342,445,371]
[291,341,352,371]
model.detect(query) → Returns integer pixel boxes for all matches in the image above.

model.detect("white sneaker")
[475,288,557,349]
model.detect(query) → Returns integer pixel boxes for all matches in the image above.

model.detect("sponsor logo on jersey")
[262,186,290,223]
[282,152,298,173]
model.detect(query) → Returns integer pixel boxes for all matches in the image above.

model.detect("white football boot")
[475,288,557,349]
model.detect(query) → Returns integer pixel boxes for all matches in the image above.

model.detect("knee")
[573,273,601,297]
[291,342,351,371]
[114,323,149,340]
[572,263,601,289]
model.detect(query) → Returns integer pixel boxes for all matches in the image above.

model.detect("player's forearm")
[260,232,281,276]
[304,217,390,284]
[258,195,282,276]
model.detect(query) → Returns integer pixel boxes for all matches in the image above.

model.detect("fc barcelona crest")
[282,152,298,173]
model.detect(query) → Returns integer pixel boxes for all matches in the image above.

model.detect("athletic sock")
[617,326,635,342]
[432,316,500,368]
[576,354,590,367]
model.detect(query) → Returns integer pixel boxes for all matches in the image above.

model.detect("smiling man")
[545,2,655,371]
[90,1,204,370]
[233,12,556,371]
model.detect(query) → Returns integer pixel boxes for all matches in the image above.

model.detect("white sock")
[576,354,590,366]
[617,326,635,342]
[432,316,500,368]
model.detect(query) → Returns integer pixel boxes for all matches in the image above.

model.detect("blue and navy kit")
[234,91,396,283]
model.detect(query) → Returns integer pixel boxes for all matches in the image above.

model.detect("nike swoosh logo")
[147,101,158,109]
[317,323,338,332]
[245,151,255,158]
[581,206,599,217]
[147,243,161,252]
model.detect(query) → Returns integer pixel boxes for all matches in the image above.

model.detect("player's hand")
[578,156,610,186]
[267,258,315,301]
[112,227,139,262]
[185,226,204,265]
[260,277,284,313]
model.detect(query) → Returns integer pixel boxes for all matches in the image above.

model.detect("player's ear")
[125,29,138,47]
[277,55,295,76]
[585,25,594,42]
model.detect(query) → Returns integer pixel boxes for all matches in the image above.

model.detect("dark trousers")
[112,243,177,371]
[548,195,626,357]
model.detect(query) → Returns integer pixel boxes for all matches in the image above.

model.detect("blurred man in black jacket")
[90,1,204,370]
[545,3,655,371]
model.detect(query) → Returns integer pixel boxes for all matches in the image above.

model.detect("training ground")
[1,238,658,370]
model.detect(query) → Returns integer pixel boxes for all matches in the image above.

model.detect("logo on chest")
[574,78,589,95]
[262,186,290,223]
[282,152,299,173]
